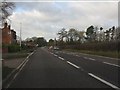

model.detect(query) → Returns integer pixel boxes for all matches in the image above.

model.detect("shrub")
[60,41,119,52]
[8,44,20,53]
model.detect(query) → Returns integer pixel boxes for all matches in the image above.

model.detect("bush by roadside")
[2,43,36,53]
[2,44,20,53]
[61,41,119,52]
[2,44,36,86]
[8,44,20,53]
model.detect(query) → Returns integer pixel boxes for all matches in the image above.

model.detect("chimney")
[8,25,11,30]
[4,22,7,28]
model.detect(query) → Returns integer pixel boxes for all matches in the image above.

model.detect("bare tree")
[0,1,15,27]
[57,28,67,42]
[111,26,115,40]
[68,28,80,43]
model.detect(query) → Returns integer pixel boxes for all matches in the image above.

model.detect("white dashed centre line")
[54,54,58,57]
[58,57,65,60]
[88,73,120,89]
[84,57,96,61]
[67,61,80,69]
[84,57,88,59]
[103,62,120,68]
[50,52,54,55]
[88,58,96,61]
[76,55,79,57]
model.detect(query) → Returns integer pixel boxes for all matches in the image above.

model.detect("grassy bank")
[2,49,35,80]
[2,52,29,79]
[64,49,120,59]
[2,66,14,79]
[2,52,29,59]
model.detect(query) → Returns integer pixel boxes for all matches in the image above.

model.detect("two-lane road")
[7,47,118,88]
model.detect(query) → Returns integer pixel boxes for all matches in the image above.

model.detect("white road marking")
[26,56,29,59]
[16,59,26,69]
[88,58,96,61]
[13,72,19,79]
[67,61,80,69]
[6,52,34,88]
[88,73,120,89]
[6,59,29,88]
[84,57,88,59]
[58,57,64,60]
[50,52,54,55]
[34,50,36,52]
[84,57,95,61]
[78,52,120,61]
[6,82,12,88]
[76,55,79,57]
[103,62,120,68]
[3,52,34,84]
[84,57,120,68]
[54,54,58,57]
[19,59,29,71]
[17,52,33,69]
[29,52,34,56]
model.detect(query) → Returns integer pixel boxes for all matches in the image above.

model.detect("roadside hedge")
[8,44,20,52]
[60,41,119,52]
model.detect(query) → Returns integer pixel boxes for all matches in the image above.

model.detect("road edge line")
[3,50,35,89]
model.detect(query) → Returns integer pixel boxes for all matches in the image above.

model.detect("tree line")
[56,25,120,52]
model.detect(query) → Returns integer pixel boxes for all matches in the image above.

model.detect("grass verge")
[2,66,14,79]
[2,53,29,59]
[63,49,120,59]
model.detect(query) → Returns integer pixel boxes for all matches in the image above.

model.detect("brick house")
[2,22,17,45]
[1,22,17,53]
[11,29,17,44]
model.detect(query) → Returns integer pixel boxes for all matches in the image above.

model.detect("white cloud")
[9,1,118,41]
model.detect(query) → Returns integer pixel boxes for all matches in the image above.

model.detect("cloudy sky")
[8,0,118,41]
